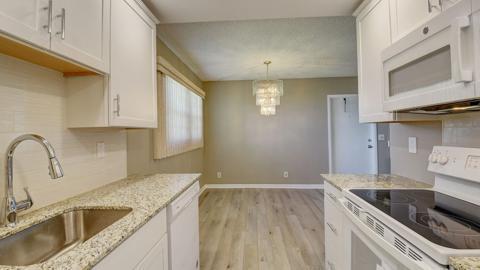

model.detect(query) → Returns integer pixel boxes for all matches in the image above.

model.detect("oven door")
[340,198,446,270]
[344,216,411,270]
[382,0,476,112]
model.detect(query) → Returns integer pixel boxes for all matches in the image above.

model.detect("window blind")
[154,74,203,159]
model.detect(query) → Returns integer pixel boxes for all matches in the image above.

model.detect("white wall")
[0,54,127,212]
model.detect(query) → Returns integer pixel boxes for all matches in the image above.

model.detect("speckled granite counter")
[320,174,433,190]
[0,173,200,270]
[449,257,480,270]
[321,174,480,270]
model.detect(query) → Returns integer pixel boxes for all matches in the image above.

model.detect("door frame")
[327,94,378,174]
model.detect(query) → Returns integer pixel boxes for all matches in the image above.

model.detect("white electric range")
[340,146,480,270]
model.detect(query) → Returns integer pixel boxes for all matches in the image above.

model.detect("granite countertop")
[320,174,433,190]
[0,173,200,270]
[321,174,480,270]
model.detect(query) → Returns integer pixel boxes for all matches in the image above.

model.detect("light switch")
[216,172,222,179]
[408,137,417,154]
[378,134,385,141]
[96,142,105,158]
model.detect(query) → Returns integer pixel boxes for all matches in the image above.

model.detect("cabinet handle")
[56,8,66,40]
[327,192,337,202]
[42,0,53,34]
[326,222,337,235]
[327,261,336,270]
[427,0,442,13]
[113,94,120,117]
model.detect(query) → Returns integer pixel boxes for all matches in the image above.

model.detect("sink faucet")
[2,134,64,227]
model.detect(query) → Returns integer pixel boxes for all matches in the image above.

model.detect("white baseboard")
[200,184,324,195]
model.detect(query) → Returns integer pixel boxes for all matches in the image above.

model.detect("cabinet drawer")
[324,181,343,206]
[94,209,167,270]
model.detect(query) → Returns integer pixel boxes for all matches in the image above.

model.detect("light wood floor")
[199,189,325,270]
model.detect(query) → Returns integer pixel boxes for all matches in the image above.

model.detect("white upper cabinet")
[356,0,394,123]
[389,0,440,42]
[0,0,51,49]
[66,0,158,128]
[50,0,110,73]
[109,0,157,128]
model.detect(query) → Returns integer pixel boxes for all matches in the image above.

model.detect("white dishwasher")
[167,181,200,270]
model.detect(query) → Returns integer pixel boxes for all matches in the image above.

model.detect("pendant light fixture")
[253,61,284,116]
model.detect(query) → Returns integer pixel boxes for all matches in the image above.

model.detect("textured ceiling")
[157,17,358,81]
[142,0,362,23]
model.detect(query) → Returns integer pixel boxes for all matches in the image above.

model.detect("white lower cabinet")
[324,182,346,270]
[93,209,168,270]
[135,235,169,270]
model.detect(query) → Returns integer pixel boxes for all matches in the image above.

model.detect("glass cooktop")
[350,189,480,250]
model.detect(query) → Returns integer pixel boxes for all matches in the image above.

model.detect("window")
[154,75,203,159]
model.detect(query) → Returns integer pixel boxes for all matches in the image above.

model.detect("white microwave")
[382,0,480,113]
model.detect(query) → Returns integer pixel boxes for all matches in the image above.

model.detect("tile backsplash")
[0,54,127,212]
[443,114,480,148]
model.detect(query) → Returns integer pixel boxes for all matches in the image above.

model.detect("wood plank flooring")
[199,189,325,270]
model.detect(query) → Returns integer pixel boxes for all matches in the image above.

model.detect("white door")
[389,0,440,42]
[329,95,378,174]
[109,0,157,128]
[357,0,393,123]
[50,0,109,72]
[0,0,51,48]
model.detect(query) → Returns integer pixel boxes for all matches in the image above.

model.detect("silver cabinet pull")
[326,192,337,202]
[326,222,337,235]
[113,94,120,116]
[42,0,53,34]
[56,8,66,39]
[327,261,336,270]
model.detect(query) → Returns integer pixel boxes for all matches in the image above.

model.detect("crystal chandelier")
[253,61,283,116]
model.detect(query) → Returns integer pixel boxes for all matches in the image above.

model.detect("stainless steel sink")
[0,208,132,266]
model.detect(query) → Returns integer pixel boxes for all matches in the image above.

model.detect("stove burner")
[365,190,416,205]
[411,212,476,234]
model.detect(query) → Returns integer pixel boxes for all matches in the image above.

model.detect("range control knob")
[429,153,438,163]
[439,156,449,165]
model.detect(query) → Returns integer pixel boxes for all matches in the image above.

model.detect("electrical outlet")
[96,142,105,158]
[408,137,417,154]
[283,171,289,178]
[217,171,222,179]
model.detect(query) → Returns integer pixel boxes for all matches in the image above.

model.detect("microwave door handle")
[452,16,473,83]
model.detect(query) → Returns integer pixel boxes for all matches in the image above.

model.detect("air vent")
[347,201,353,211]
[408,249,423,261]
[394,238,407,254]
[366,216,374,229]
[353,207,360,216]
[375,223,385,237]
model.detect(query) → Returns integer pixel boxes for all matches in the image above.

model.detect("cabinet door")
[136,235,169,270]
[324,198,345,270]
[356,0,394,123]
[0,0,51,48]
[109,0,157,128]
[389,0,440,42]
[50,0,109,72]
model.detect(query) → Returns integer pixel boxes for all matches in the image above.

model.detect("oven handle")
[452,16,472,83]
[338,198,432,270]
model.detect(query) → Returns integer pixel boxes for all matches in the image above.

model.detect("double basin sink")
[0,208,132,266]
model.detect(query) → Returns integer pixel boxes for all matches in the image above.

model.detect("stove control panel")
[428,146,480,183]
